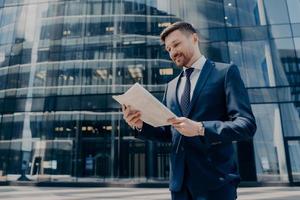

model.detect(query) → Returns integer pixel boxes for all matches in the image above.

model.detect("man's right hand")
[122,105,143,129]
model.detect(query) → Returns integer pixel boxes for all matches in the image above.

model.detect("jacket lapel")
[169,71,184,116]
[186,60,215,117]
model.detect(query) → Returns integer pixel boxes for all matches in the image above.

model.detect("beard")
[172,53,189,67]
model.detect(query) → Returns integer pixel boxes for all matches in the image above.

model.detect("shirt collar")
[183,55,206,71]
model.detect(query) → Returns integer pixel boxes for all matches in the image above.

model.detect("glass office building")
[0,0,300,185]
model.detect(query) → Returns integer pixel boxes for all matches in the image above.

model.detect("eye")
[173,42,180,48]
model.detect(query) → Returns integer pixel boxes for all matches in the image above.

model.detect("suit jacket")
[136,59,257,192]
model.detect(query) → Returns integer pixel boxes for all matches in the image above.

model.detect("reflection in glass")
[252,104,288,182]
[287,140,300,182]
[270,38,297,87]
[241,41,273,87]
[269,25,292,39]
[280,103,300,137]
[237,0,266,26]
[292,24,300,37]
[264,0,290,24]
[224,0,239,27]
[294,37,300,58]
[286,0,300,23]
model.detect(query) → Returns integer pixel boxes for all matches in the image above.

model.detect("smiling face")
[164,30,199,67]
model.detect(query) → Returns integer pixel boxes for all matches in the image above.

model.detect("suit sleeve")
[134,84,172,143]
[202,64,257,145]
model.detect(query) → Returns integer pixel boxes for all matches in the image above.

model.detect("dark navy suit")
[136,60,256,199]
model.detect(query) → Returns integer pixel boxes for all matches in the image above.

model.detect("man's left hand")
[168,117,204,137]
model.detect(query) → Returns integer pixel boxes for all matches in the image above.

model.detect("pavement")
[0,186,300,200]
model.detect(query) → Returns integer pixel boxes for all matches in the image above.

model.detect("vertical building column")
[145,1,157,179]
[18,2,42,181]
[110,1,119,178]
[257,0,267,25]
[274,106,289,181]
[265,35,289,182]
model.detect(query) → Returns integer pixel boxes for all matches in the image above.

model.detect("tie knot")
[184,68,194,78]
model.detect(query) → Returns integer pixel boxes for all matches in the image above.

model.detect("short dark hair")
[160,21,197,44]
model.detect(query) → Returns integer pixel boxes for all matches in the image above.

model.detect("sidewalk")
[0,186,300,200]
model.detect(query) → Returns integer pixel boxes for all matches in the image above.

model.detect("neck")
[186,51,202,68]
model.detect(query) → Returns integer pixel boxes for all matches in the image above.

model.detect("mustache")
[172,52,181,60]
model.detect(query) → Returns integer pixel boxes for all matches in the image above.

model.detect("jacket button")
[181,147,184,151]
[219,177,225,181]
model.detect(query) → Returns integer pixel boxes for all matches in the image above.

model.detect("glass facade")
[0,0,299,184]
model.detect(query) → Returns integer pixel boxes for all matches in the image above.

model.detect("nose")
[170,49,179,60]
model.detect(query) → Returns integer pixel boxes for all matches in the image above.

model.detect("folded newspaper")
[113,83,176,127]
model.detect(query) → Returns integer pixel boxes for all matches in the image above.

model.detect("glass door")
[286,139,300,184]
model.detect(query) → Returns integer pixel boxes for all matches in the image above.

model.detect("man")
[122,22,256,200]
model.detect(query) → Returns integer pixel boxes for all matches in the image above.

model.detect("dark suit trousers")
[171,161,237,200]
[171,182,237,200]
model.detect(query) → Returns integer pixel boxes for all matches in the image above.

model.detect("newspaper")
[113,83,176,127]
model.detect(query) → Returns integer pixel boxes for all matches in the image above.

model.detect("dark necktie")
[180,68,194,116]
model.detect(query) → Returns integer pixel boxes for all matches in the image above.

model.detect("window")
[292,23,300,37]
[287,0,300,23]
[237,0,264,26]
[224,0,239,27]
[269,25,292,39]
[264,0,290,24]
[252,104,287,181]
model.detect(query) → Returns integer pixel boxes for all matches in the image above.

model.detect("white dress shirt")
[177,55,207,102]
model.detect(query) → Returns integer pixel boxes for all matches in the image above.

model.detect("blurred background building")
[0,0,300,185]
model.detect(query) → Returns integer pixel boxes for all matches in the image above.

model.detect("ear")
[192,33,199,43]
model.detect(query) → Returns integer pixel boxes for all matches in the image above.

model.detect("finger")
[128,117,140,127]
[122,104,127,113]
[172,124,181,129]
[174,126,182,130]
[132,115,142,124]
[125,106,139,118]
[176,117,186,122]
[167,117,176,123]
[129,106,140,113]
[171,121,181,125]
[168,118,179,124]
[170,117,186,123]
[123,105,131,117]
[128,113,141,123]
[171,120,184,126]
[124,107,134,118]
[126,111,140,121]
[173,122,184,128]
[127,112,141,122]
[173,127,184,134]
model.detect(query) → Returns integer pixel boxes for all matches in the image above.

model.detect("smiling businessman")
[122,21,256,200]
